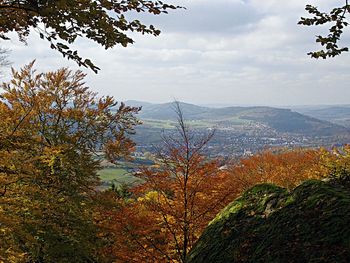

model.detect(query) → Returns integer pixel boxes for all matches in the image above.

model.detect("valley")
[130,101,350,157]
[100,101,350,186]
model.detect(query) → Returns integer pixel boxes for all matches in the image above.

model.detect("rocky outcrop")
[187,179,350,263]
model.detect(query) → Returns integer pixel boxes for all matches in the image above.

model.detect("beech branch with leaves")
[0,0,181,72]
[299,1,350,58]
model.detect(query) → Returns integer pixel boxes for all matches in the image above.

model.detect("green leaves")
[299,2,350,59]
[0,0,182,72]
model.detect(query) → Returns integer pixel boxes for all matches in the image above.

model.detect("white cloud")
[2,0,350,106]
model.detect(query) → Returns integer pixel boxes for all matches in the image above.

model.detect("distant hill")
[188,179,350,263]
[292,105,350,128]
[123,100,153,108]
[139,102,211,120]
[125,101,348,136]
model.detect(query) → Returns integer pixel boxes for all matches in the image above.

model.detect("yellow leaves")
[142,191,159,202]
[58,197,65,203]
[318,145,350,179]
[40,147,63,161]
[39,146,64,175]
[0,251,27,263]
[0,63,142,261]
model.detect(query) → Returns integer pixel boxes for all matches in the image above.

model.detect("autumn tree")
[0,62,140,262]
[226,148,324,193]
[99,102,232,262]
[0,0,180,72]
[319,145,350,181]
[95,190,172,262]
[299,1,350,58]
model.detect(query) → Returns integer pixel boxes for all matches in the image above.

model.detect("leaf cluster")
[0,0,181,72]
[227,148,323,191]
[319,145,350,182]
[299,2,350,58]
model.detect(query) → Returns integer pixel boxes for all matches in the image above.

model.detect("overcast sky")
[2,0,350,106]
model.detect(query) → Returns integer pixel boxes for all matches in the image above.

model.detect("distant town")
[134,121,349,159]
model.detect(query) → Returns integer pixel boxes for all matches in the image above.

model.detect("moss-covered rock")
[187,180,350,263]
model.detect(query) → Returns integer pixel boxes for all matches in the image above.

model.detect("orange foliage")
[0,62,140,262]
[2,64,345,263]
[99,148,327,262]
[97,152,231,263]
[98,103,233,262]
[226,148,324,194]
[95,192,171,263]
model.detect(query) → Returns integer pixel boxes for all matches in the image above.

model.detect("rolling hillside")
[292,105,350,128]
[126,101,349,136]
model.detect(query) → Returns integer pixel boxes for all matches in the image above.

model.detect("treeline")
[1,64,349,262]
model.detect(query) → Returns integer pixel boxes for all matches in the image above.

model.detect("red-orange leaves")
[227,148,323,193]
[100,103,232,262]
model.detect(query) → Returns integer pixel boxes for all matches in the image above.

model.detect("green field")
[97,156,153,186]
[98,167,139,185]
[143,119,216,129]
[143,119,177,129]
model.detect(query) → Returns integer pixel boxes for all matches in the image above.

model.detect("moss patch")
[188,179,350,263]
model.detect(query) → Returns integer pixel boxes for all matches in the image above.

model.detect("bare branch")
[0,48,11,77]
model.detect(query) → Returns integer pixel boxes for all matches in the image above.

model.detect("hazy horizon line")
[122,99,350,109]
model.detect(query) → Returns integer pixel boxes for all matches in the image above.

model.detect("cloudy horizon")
[2,0,350,107]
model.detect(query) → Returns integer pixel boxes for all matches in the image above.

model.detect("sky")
[2,0,350,106]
